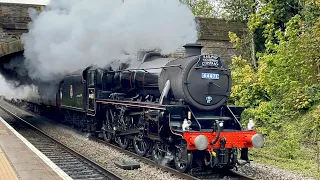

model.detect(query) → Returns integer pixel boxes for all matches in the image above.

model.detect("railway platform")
[0,116,71,180]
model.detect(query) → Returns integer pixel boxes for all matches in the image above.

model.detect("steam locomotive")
[22,43,264,173]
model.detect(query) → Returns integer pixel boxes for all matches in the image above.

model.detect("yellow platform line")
[0,147,18,180]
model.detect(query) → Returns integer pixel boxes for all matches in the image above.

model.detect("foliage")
[179,0,217,17]
[258,15,320,111]
[229,31,254,63]
[301,0,320,27]
[218,0,257,21]
[230,12,320,133]
[222,0,304,58]
[227,2,320,177]
[249,0,303,53]
[229,56,266,107]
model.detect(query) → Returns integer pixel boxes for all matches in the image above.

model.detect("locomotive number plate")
[201,73,219,79]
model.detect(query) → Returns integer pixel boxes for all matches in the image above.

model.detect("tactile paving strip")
[0,146,18,180]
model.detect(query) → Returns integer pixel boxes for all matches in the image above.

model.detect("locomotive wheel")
[117,136,129,149]
[174,143,193,173]
[102,109,114,143]
[102,124,113,143]
[133,135,149,156]
[152,141,166,164]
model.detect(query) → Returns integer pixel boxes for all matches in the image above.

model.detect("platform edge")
[0,117,73,180]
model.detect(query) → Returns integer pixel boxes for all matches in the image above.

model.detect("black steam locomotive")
[24,43,264,173]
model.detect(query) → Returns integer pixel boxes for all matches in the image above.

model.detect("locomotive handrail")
[226,105,243,129]
[111,64,182,72]
[159,80,171,105]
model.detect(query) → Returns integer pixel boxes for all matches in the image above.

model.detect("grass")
[240,104,320,179]
[249,139,320,179]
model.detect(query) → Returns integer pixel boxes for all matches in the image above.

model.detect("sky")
[0,0,50,5]
[0,0,221,6]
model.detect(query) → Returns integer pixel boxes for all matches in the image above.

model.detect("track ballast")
[0,103,123,180]
[1,99,256,180]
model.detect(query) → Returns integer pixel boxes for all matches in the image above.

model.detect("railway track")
[89,136,201,180]
[0,103,123,180]
[88,136,255,180]
[1,99,256,180]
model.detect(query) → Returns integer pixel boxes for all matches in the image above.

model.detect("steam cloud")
[22,0,199,82]
[0,74,38,100]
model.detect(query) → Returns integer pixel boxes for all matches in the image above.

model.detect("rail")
[88,136,200,180]
[2,99,256,180]
[0,103,123,180]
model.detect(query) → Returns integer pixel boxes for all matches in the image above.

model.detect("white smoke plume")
[0,74,38,100]
[22,0,199,82]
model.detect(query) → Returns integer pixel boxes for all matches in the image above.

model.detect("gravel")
[237,162,316,180]
[1,113,116,180]
[0,99,317,180]
[0,100,183,180]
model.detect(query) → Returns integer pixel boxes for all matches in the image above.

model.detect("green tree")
[218,0,257,21]
[300,0,320,27]
[225,1,320,176]
[259,15,320,108]
[222,0,304,66]
[218,0,259,67]
[249,0,303,52]
[179,0,217,17]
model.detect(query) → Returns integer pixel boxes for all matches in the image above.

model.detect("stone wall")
[172,18,247,65]
[172,39,238,66]
[0,3,43,35]
[0,3,43,57]
[196,17,246,41]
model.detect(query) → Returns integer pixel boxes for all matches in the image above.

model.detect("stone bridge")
[0,2,43,57]
[0,1,247,64]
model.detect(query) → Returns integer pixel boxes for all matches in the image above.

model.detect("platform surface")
[0,116,71,180]
[0,146,18,180]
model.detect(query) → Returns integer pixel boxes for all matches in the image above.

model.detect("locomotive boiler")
[24,43,265,173]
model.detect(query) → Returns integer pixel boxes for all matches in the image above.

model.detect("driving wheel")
[133,134,149,156]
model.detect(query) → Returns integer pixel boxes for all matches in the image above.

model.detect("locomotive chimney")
[183,43,203,57]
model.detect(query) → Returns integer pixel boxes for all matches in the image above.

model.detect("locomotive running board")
[96,99,178,110]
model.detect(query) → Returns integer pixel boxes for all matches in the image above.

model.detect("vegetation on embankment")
[219,0,320,178]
